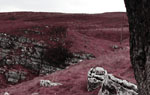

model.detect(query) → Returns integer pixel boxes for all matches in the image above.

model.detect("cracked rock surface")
[87,67,137,95]
[0,33,95,87]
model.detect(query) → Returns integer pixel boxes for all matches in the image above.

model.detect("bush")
[44,44,73,68]
[8,16,16,20]
[49,26,68,43]
[44,26,73,68]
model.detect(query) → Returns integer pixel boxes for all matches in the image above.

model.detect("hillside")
[0,12,135,95]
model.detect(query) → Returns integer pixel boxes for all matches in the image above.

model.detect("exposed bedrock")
[0,33,95,86]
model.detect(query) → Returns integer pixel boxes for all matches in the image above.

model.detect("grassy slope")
[0,12,135,95]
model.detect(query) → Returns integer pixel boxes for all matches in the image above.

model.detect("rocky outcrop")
[87,67,138,95]
[0,33,53,85]
[0,33,95,86]
[0,33,55,74]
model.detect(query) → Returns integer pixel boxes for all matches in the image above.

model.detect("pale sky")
[0,0,126,13]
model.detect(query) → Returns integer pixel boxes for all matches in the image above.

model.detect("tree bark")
[124,0,150,95]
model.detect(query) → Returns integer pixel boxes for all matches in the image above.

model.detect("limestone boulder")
[87,67,107,91]
[98,74,138,95]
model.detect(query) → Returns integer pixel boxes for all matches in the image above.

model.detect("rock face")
[0,33,57,86]
[0,33,95,87]
[0,33,61,85]
[87,67,107,91]
[87,67,138,95]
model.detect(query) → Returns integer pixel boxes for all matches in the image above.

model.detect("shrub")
[49,26,68,43]
[44,26,73,68]
[44,44,73,68]
[8,16,16,20]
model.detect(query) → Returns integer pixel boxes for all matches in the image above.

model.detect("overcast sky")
[0,0,126,13]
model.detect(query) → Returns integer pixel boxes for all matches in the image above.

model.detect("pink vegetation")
[0,12,135,95]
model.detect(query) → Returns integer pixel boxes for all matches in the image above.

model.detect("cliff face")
[0,12,134,95]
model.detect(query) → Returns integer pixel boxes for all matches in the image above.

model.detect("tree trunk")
[124,0,150,95]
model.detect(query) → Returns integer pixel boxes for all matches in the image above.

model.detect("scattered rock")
[0,68,6,74]
[5,70,27,84]
[0,49,10,58]
[40,79,62,87]
[73,52,95,60]
[31,92,39,95]
[23,29,41,35]
[112,45,123,50]
[5,71,19,84]
[40,65,60,75]
[3,92,10,95]
[18,36,29,43]
[0,36,14,49]
[112,45,119,49]
[66,52,95,65]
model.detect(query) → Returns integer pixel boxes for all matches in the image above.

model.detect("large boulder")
[98,74,138,95]
[87,67,138,95]
[87,67,107,91]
